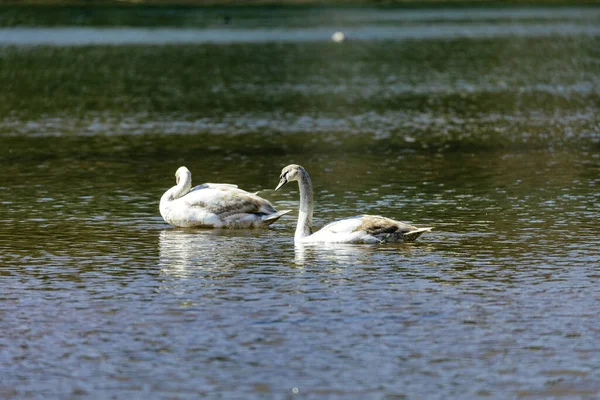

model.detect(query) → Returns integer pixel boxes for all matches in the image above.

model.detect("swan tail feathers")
[403,227,433,242]
[262,210,292,225]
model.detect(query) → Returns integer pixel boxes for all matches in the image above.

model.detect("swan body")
[160,166,290,228]
[275,164,432,244]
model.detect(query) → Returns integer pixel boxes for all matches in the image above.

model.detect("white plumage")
[275,164,432,244]
[160,166,290,228]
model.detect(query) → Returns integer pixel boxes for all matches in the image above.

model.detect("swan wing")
[318,216,364,234]
[355,215,432,242]
[181,186,277,217]
[317,215,410,235]
[190,183,238,192]
[307,215,431,243]
[305,216,368,243]
[355,215,418,235]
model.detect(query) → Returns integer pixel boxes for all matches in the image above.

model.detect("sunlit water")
[1,138,598,398]
[2,23,600,45]
[1,6,600,44]
[1,5,600,399]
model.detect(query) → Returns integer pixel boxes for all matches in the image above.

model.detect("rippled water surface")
[2,137,599,398]
[1,5,600,399]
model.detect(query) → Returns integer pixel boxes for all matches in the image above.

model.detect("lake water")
[1,5,599,399]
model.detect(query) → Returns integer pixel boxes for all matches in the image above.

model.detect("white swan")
[160,166,290,228]
[274,164,432,244]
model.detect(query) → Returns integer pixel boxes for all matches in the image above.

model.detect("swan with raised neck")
[275,164,432,244]
[275,164,314,241]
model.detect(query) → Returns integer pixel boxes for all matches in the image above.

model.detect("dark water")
[1,5,600,399]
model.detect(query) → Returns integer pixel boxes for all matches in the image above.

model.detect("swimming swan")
[160,166,290,228]
[274,164,432,244]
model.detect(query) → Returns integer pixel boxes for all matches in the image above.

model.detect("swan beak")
[275,177,287,191]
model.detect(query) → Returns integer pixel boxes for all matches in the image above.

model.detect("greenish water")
[1,36,599,149]
[1,5,600,399]
[2,5,599,28]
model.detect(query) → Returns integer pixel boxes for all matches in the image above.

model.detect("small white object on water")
[332,31,345,43]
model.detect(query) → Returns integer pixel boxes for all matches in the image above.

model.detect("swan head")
[275,164,305,191]
[175,166,191,186]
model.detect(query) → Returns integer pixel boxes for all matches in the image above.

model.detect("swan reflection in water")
[158,228,273,278]
[159,229,435,279]
[293,243,370,267]
[293,241,432,268]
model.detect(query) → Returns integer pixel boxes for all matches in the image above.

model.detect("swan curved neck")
[161,175,192,205]
[295,169,313,241]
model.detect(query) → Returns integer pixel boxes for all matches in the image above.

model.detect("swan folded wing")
[355,215,418,235]
[356,215,432,242]
[183,187,276,218]
[318,215,410,235]
[190,183,239,192]
[318,216,364,234]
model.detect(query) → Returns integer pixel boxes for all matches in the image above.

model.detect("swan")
[274,164,432,244]
[160,166,290,228]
